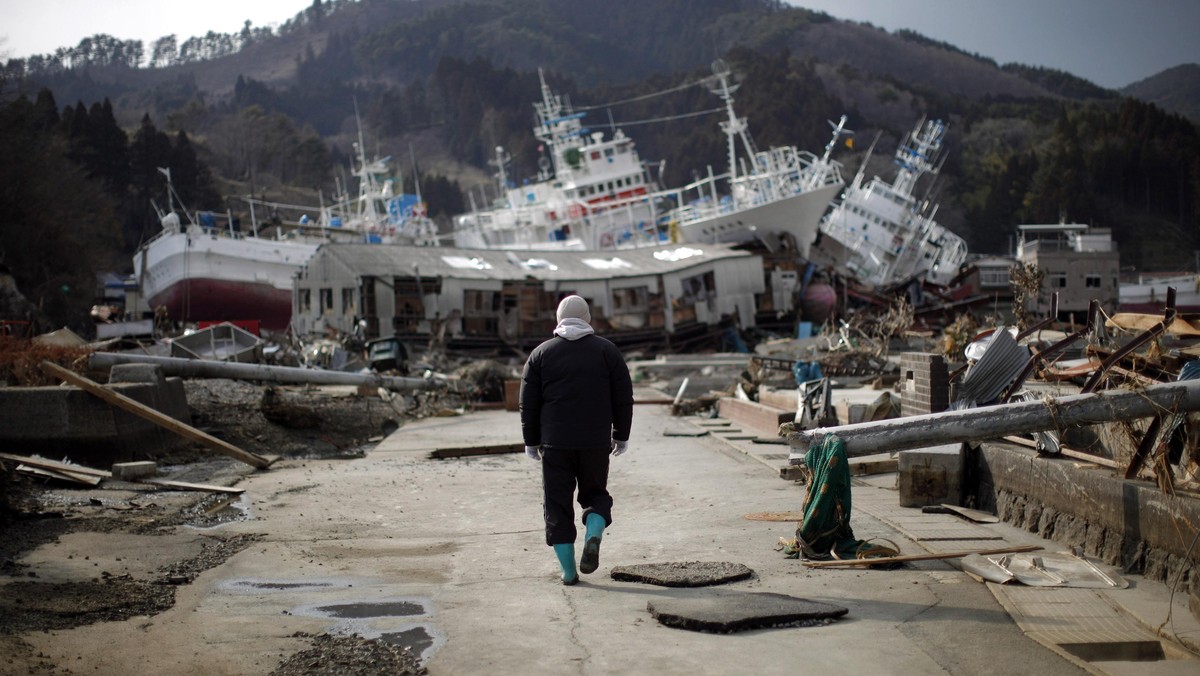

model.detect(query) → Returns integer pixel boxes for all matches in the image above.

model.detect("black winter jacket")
[520,333,634,449]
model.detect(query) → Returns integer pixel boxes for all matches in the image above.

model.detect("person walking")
[520,295,634,585]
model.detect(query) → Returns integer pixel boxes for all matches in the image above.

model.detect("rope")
[608,107,724,128]
[573,77,709,111]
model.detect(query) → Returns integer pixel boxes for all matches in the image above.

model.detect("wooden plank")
[939,504,1000,523]
[0,452,112,477]
[428,443,523,460]
[40,361,272,470]
[137,477,245,494]
[802,544,1043,568]
[1057,447,1122,469]
[17,465,102,486]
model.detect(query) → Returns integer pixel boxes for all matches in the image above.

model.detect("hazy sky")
[791,0,1199,88]
[2,0,1197,89]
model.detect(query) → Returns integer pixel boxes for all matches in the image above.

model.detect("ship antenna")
[410,144,422,201]
[821,115,853,164]
[851,131,882,189]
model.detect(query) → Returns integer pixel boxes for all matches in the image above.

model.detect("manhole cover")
[610,561,753,587]
[647,590,848,633]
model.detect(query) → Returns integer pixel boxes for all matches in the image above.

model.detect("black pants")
[541,444,613,546]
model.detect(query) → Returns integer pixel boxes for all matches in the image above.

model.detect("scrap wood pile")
[936,291,1200,493]
[0,335,91,386]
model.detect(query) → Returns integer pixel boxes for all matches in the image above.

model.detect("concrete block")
[849,453,899,476]
[834,402,867,425]
[757,387,798,412]
[898,443,964,507]
[108,364,166,386]
[716,398,793,437]
[111,461,157,480]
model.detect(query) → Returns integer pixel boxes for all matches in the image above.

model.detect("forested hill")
[2,0,1199,332]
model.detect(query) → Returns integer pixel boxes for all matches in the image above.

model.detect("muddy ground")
[0,374,493,675]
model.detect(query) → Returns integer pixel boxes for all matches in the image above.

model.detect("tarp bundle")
[781,434,896,561]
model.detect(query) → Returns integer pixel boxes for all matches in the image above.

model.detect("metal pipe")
[786,378,1200,461]
[88,352,442,392]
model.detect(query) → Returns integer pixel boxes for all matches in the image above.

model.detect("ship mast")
[892,118,944,196]
[707,59,757,182]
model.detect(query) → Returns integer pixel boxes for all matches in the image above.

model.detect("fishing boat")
[133,127,437,332]
[1119,273,1200,313]
[810,118,969,288]
[452,62,847,256]
[451,70,663,250]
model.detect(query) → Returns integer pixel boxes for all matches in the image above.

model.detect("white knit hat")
[556,295,592,324]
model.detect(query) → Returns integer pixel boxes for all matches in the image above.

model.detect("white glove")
[611,439,628,457]
[525,445,542,461]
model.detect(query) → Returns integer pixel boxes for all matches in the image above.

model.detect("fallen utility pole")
[785,378,1200,461]
[88,352,443,392]
[41,361,273,469]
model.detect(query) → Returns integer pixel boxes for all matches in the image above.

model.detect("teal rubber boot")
[579,513,606,574]
[553,543,578,585]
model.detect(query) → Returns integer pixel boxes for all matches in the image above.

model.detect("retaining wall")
[975,441,1200,600]
[0,365,191,465]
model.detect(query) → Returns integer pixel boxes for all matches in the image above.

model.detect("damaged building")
[291,243,767,352]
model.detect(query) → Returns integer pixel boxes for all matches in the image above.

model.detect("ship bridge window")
[979,268,1010,287]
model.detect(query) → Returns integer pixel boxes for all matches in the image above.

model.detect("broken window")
[341,288,355,315]
[1048,272,1068,288]
[319,288,333,313]
[610,286,650,330]
[677,271,716,323]
[1085,274,1102,288]
[298,288,311,313]
[360,278,378,338]
[393,276,440,334]
[463,289,501,335]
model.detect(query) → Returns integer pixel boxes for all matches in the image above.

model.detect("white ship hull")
[1119,275,1200,313]
[675,182,843,256]
[134,229,318,330]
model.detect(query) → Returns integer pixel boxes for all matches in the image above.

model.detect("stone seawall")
[975,442,1199,600]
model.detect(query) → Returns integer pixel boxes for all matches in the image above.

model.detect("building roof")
[306,243,758,282]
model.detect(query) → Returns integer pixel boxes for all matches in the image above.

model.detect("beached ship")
[1120,273,1200,313]
[810,118,969,288]
[453,62,846,256]
[133,129,437,331]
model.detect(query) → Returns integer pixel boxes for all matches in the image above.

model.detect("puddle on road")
[1058,640,1166,662]
[380,626,435,658]
[315,600,426,619]
[216,577,362,595]
[229,580,335,591]
[291,597,432,621]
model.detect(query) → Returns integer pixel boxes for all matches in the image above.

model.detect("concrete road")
[19,402,1088,675]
